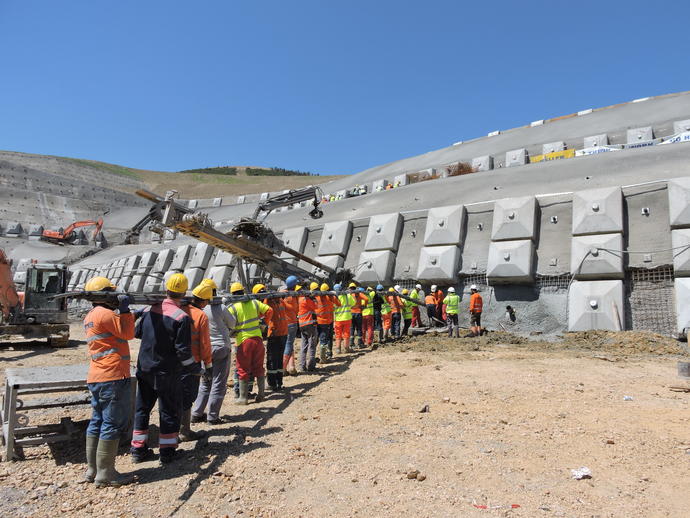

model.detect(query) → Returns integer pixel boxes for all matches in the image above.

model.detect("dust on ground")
[1,325,689,518]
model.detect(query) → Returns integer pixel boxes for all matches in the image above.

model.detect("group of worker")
[423,283,484,338]
[79,272,484,488]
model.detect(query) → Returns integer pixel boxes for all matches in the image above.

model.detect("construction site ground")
[1,326,689,518]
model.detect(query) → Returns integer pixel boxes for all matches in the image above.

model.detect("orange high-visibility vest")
[470,293,483,313]
[184,304,212,366]
[298,296,317,327]
[84,306,135,383]
[315,295,340,325]
[265,298,289,336]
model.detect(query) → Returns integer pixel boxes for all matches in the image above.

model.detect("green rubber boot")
[94,439,134,488]
[83,435,98,483]
[234,380,249,405]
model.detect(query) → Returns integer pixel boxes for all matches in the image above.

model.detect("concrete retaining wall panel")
[214,250,234,267]
[170,244,192,271]
[28,224,44,237]
[625,188,672,267]
[313,255,344,276]
[393,216,427,280]
[572,186,623,235]
[424,205,464,246]
[393,174,408,186]
[674,119,690,134]
[183,267,205,288]
[355,251,395,284]
[189,242,214,269]
[536,200,571,275]
[627,126,654,144]
[416,246,460,282]
[343,221,369,272]
[123,255,141,276]
[568,280,624,331]
[279,227,307,259]
[152,248,174,272]
[542,141,565,154]
[460,210,493,274]
[491,196,536,241]
[486,240,534,283]
[365,213,403,251]
[372,179,388,192]
[674,278,690,333]
[584,134,609,147]
[143,275,163,293]
[318,221,352,256]
[505,148,527,167]
[207,266,232,291]
[570,233,624,279]
[671,229,690,275]
[471,155,493,172]
[6,222,23,236]
[667,177,690,228]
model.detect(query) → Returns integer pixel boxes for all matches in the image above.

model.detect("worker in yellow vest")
[443,287,460,338]
[333,284,356,353]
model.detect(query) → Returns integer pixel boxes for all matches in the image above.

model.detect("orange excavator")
[0,248,70,347]
[40,218,104,245]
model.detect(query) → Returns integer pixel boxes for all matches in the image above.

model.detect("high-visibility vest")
[298,296,317,327]
[228,300,270,344]
[410,289,419,301]
[334,293,355,321]
[183,304,212,365]
[424,294,436,305]
[84,306,135,383]
[388,294,402,313]
[381,297,391,315]
[362,292,374,317]
[469,293,483,313]
[443,294,460,315]
[282,290,299,324]
[315,295,338,325]
[402,300,414,319]
[265,298,289,336]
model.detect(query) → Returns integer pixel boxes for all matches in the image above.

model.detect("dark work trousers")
[266,335,287,389]
[391,312,401,337]
[374,311,383,342]
[132,369,182,453]
[426,304,436,327]
[402,318,412,336]
[350,313,363,346]
[317,323,333,358]
[180,369,201,410]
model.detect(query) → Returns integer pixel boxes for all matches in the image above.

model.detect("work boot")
[130,446,154,464]
[179,409,206,442]
[94,439,134,488]
[255,377,267,403]
[319,346,328,363]
[83,435,98,483]
[191,413,206,424]
[159,448,182,466]
[234,380,249,405]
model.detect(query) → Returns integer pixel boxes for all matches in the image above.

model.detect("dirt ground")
[1,326,690,518]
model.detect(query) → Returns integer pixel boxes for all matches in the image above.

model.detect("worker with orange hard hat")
[82,276,135,487]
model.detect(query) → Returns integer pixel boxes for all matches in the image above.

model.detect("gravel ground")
[1,326,689,517]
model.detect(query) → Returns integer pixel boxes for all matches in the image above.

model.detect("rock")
[419,404,430,413]
[442,397,451,403]
[344,394,351,399]
[406,470,419,479]
[499,419,508,425]
[416,473,426,481]
[605,439,615,445]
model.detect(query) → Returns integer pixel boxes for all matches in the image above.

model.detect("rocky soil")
[1,326,689,517]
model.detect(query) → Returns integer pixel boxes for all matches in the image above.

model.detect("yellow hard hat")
[230,281,244,293]
[348,282,357,288]
[84,276,115,292]
[166,273,188,294]
[192,284,213,300]
[200,278,217,290]
[320,282,329,291]
[309,281,319,290]
[402,289,409,295]
[295,285,302,291]
[252,283,266,294]
[388,287,395,292]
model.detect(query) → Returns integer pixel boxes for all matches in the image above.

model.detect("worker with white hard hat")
[410,283,423,327]
[468,284,483,337]
[443,287,460,338]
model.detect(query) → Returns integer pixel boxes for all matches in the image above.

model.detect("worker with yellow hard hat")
[178,282,213,442]
[227,281,273,404]
[297,281,319,371]
[281,276,300,376]
[254,283,289,391]
[192,279,235,425]
[82,277,134,487]
[314,281,340,362]
[130,272,195,466]
[348,282,368,350]
[333,283,356,354]
[401,288,415,337]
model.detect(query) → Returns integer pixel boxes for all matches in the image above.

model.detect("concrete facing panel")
[572,187,623,235]
[627,126,654,143]
[372,179,388,192]
[542,141,565,154]
[416,246,460,282]
[667,177,690,228]
[671,229,690,275]
[424,205,464,246]
[280,227,307,258]
[584,134,609,147]
[570,233,624,279]
[505,148,527,167]
[674,119,690,134]
[184,267,205,288]
[365,213,402,251]
[170,244,192,271]
[393,216,426,280]
[313,255,344,276]
[214,250,234,267]
[486,240,534,283]
[674,278,690,333]
[491,196,537,241]
[355,251,396,284]
[318,220,353,256]
[460,209,493,274]
[471,156,493,172]
[152,248,174,272]
[188,242,214,269]
[207,266,232,291]
[568,280,624,331]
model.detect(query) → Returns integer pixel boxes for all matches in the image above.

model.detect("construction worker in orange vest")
[362,287,375,347]
[467,284,483,337]
[254,283,288,391]
[179,282,213,442]
[425,289,437,328]
[348,282,365,349]
[434,286,445,326]
[315,282,340,362]
[82,276,135,487]
[388,287,403,339]
[298,283,319,371]
[281,276,300,376]
[227,282,273,404]
[334,283,356,353]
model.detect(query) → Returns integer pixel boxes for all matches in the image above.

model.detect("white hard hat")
[448,287,455,293]
[394,284,401,292]
[431,284,437,291]
[415,284,422,289]
[470,284,478,290]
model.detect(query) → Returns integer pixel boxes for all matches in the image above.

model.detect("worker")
[333,283,356,353]
[362,286,375,347]
[254,283,288,391]
[227,282,272,404]
[82,276,134,487]
[380,288,392,342]
[348,282,365,349]
[282,275,300,376]
[297,282,318,371]
[372,284,386,343]
[433,285,445,327]
[387,287,402,339]
[410,283,422,328]
[131,273,195,465]
[401,288,414,336]
[192,279,235,425]
[425,288,437,328]
[315,282,340,362]
[443,287,460,338]
[468,284,483,337]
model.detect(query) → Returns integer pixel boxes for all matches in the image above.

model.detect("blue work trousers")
[284,323,298,356]
[87,378,132,440]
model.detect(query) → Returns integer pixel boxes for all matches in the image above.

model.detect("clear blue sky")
[0,1,688,175]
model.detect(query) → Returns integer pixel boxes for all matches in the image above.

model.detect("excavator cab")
[17,264,69,325]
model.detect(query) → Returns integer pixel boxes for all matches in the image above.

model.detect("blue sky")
[0,1,688,175]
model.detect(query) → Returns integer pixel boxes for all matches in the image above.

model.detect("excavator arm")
[136,189,351,285]
[41,218,104,244]
[0,248,21,321]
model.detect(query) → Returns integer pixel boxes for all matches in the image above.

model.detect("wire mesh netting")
[625,266,676,335]
[535,273,572,292]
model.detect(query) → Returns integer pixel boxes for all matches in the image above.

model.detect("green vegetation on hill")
[178,166,239,175]
[178,166,316,176]
[60,157,142,179]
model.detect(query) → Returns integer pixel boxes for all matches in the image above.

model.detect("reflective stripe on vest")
[91,347,130,361]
